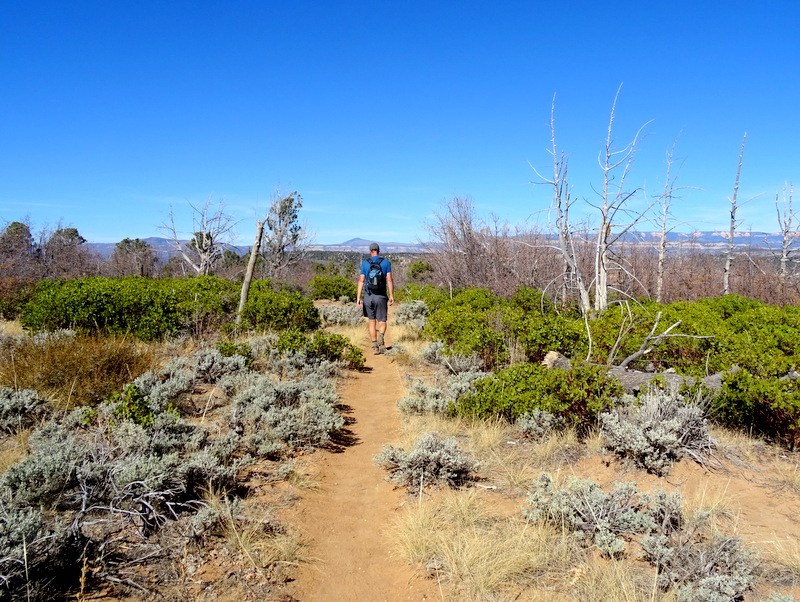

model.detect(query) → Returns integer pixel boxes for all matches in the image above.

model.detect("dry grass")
[391,488,578,601]
[324,323,367,345]
[568,557,672,602]
[0,333,158,408]
[0,428,31,473]
[486,429,582,492]
[202,490,307,573]
[759,537,800,588]
[680,477,740,533]
[712,425,771,465]
[0,320,23,336]
[395,412,586,493]
[582,425,606,455]
[768,457,800,495]
[279,460,319,490]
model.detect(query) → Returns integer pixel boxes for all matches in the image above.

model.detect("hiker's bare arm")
[357,274,365,306]
[387,272,394,305]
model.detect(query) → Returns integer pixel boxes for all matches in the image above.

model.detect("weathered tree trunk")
[723,133,746,295]
[236,220,265,324]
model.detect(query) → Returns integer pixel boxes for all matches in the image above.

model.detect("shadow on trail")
[326,402,361,452]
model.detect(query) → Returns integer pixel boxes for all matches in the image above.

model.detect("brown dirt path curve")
[283,340,443,602]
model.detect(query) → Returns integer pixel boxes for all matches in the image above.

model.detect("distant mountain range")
[86,232,789,260]
[86,237,428,260]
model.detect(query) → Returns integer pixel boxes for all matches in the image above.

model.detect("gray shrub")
[516,409,567,439]
[318,303,363,327]
[193,348,249,384]
[397,370,487,415]
[642,531,757,602]
[133,368,194,413]
[229,371,343,455]
[600,388,716,476]
[524,472,757,598]
[392,300,429,331]
[0,387,46,433]
[524,472,683,557]
[375,431,480,490]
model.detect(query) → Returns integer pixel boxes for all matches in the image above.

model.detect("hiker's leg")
[368,319,377,342]
[376,321,387,352]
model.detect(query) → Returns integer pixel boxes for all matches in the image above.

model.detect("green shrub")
[503,306,586,363]
[455,363,622,428]
[308,275,357,301]
[241,280,321,332]
[215,341,255,369]
[20,276,240,340]
[407,260,433,282]
[425,300,507,369]
[712,369,800,447]
[169,275,239,335]
[307,331,365,369]
[395,284,450,312]
[275,328,364,369]
[108,383,159,427]
[582,296,800,377]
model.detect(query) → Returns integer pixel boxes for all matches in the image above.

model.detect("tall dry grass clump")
[391,488,578,601]
[0,331,158,408]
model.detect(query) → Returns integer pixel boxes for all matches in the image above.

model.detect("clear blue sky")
[2,1,799,245]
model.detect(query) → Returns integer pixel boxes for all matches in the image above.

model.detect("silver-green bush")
[397,370,487,415]
[0,387,46,433]
[642,530,757,601]
[393,300,428,331]
[523,472,682,557]
[516,409,567,439]
[318,303,363,327]
[374,432,480,490]
[600,388,715,476]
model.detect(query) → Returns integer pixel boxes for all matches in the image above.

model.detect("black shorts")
[363,294,388,322]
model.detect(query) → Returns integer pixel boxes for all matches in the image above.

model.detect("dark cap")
[369,242,380,252]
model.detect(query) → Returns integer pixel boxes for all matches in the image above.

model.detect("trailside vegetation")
[20,276,321,340]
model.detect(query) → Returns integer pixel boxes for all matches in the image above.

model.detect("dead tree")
[774,183,797,282]
[162,198,238,276]
[592,85,652,313]
[236,220,265,324]
[723,134,746,295]
[654,141,694,303]
[531,95,592,313]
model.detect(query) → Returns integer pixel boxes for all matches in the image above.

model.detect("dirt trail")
[284,340,441,602]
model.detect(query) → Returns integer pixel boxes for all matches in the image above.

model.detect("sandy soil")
[283,339,443,602]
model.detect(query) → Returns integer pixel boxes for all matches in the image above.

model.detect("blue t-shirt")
[361,256,391,295]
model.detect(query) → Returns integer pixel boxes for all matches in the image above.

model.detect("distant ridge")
[86,237,428,259]
[308,238,427,253]
[86,232,788,260]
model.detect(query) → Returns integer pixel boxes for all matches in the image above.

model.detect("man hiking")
[356,242,394,355]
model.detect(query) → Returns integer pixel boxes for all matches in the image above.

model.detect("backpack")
[366,256,386,295]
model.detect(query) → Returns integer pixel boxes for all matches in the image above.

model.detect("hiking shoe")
[372,344,382,355]
[377,333,385,347]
